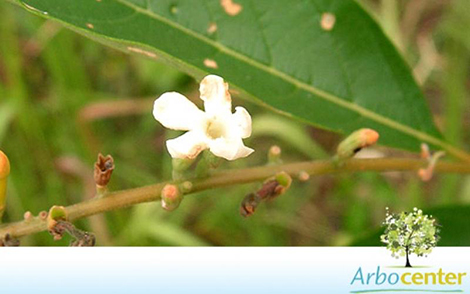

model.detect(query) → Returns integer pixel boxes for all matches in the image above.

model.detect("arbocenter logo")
[349,208,467,293]
[350,266,467,292]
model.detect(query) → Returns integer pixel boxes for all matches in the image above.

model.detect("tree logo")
[380,208,440,268]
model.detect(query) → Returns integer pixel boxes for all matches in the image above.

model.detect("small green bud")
[161,184,182,211]
[336,128,379,160]
[180,181,193,194]
[48,206,67,222]
[275,171,292,189]
[47,206,67,240]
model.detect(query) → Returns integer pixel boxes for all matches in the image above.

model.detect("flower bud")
[24,211,33,222]
[336,128,379,160]
[268,145,282,165]
[161,184,182,211]
[39,211,48,220]
[94,153,114,190]
[0,150,10,220]
[0,151,10,179]
[298,171,310,182]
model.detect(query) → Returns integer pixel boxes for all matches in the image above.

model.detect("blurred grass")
[1,0,470,246]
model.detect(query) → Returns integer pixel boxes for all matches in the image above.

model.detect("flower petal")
[153,92,205,131]
[209,137,254,161]
[232,106,252,139]
[199,75,232,116]
[166,131,208,159]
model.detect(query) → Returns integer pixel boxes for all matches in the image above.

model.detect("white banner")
[0,247,467,293]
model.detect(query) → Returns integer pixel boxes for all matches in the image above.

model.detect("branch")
[1,158,470,241]
[406,229,415,246]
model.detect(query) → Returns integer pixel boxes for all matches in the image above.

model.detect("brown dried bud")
[263,172,292,201]
[240,172,292,217]
[94,153,114,188]
[48,220,96,246]
[49,220,67,241]
[240,193,261,217]
[70,232,96,247]
[256,180,279,200]
[0,234,20,247]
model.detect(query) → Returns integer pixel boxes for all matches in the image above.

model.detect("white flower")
[153,75,254,161]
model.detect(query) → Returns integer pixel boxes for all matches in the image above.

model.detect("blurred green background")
[1,0,470,246]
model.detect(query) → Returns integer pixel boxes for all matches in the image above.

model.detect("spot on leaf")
[321,12,336,31]
[207,22,217,34]
[170,4,178,15]
[220,0,242,16]
[204,58,218,69]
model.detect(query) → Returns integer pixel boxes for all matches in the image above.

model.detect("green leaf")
[352,206,470,246]
[14,0,469,159]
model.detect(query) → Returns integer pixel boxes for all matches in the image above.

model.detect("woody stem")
[1,158,470,240]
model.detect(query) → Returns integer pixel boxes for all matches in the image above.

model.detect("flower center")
[205,118,225,139]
